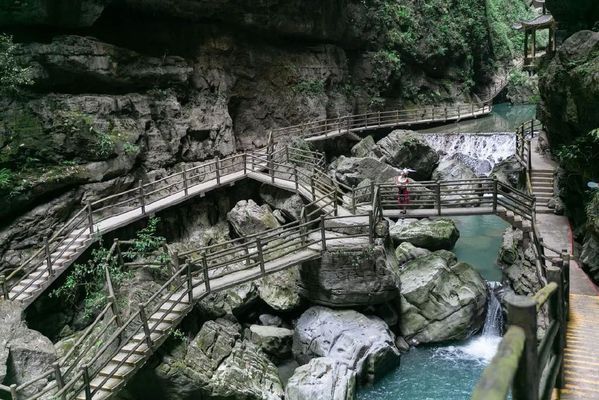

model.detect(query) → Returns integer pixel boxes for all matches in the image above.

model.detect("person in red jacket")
[395,169,414,214]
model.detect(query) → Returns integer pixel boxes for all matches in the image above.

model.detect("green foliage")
[292,79,325,96]
[0,34,33,94]
[123,217,167,261]
[170,328,186,342]
[556,128,599,177]
[486,0,533,60]
[0,111,51,169]
[0,168,12,190]
[586,191,599,234]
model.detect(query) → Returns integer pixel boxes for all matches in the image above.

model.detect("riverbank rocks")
[390,218,460,250]
[398,253,487,344]
[374,130,439,180]
[491,155,524,189]
[498,228,545,296]
[286,357,356,400]
[259,185,304,221]
[0,301,23,382]
[247,324,294,361]
[299,246,398,307]
[293,306,400,382]
[227,199,281,237]
[432,157,479,204]
[156,318,283,400]
[394,242,431,266]
[350,136,376,158]
[331,156,400,187]
[256,267,302,311]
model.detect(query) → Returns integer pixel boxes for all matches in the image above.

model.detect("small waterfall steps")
[483,283,503,337]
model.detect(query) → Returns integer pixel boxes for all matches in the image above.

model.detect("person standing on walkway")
[395,169,413,214]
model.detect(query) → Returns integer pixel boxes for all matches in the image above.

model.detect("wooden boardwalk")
[529,136,599,400]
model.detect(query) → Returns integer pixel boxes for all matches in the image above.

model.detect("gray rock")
[272,209,286,224]
[256,267,302,311]
[498,228,545,296]
[246,325,294,360]
[293,306,400,382]
[491,155,524,189]
[198,283,260,319]
[581,233,599,282]
[432,157,479,204]
[394,242,431,266]
[7,327,58,396]
[374,130,439,180]
[395,337,410,353]
[299,246,398,307]
[397,253,488,344]
[258,314,283,327]
[350,136,377,158]
[331,156,401,187]
[390,218,460,250]
[286,357,356,400]
[227,199,282,237]
[0,301,23,382]
[259,185,304,221]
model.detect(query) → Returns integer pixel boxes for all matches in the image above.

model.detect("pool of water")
[358,215,508,400]
[419,103,536,134]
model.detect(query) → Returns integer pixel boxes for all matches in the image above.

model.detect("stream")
[358,104,533,400]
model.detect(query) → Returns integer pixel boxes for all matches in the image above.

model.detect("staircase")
[531,169,555,214]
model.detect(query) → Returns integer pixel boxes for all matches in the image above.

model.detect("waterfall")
[420,133,516,175]
[482,281,503,337]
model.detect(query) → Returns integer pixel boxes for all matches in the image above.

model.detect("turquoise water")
[358,215,508,400]
[419,103,536,134]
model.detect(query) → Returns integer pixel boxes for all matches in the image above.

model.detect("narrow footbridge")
[0,117,577,400]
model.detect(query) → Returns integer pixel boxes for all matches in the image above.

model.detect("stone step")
[533,187,553,193]
[98,361,135,379]
[535,206,553,214]
[147,320,173,333]
[531,176,553,183]
[531,170,554,177]
[88,375,123,393]
[113,352,145,366]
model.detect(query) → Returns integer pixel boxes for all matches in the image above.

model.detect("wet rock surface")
[390,217,460,250]
[286,357,356,400]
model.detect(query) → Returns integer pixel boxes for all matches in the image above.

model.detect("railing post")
[182,167,189,196]
[0,274,8,300]
[82,364,92,400]
[138,303,153,349]
[320,215,327,251]
[431,106,435,121]
[436,180,441,215]
[294,165,299,192]
[9,384,17,400]
[138,180,146,215]
[215,157,221,185]
[53,362,66,400]
[561,250,570,319]
[256,238,266,275]
[108,295,122,328]
[186,263,193,304]
[506,293,539,400]
[444,107,448,122]
[243,153,247,174]
[114,239,123,267]
[333,191,338,216]
[310,175,316,201]
[244,243,251,266]
[368,210,374,244]
[457,107,460,120]
[171,249,180,278]
[351,185,357,214]
[285,146,290,163]
[547,266,566,389]
[201,253,211,293]
[86,200,94,235]
[492,177,498,213]
[44,235,53,276]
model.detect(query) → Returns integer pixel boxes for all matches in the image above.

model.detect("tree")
[0,34,33,94]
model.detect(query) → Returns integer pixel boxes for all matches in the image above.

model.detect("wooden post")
[53,362,66,400]
[285,146,290,163]
[333,191,338,216]
[243,153,247,174]
[506,294,539,400]
[138,303,153,349]
[82,364,92,400]
[524,31,529,65]
[244,244,251,266]
[320,215,327,251]
[171,250,180,277]
[215,157,221,185]
[436,180,442,215]
[547,266,566,388]
[44,236,53,276]
[114,239,123,267]
[431,106,435,121]
[0,274,8,300]
[368,211,374,244]
[561,250,570,319]
[202,253,210,293]
[182,167,189,196]
[351,185,356,214]
[492,177,498,213]
[86,200,94,235]
[310,175,316,201]
[108,295,122,327]
[532,29,536,62]
[138,180,146,215]
[256,238,265,275]
[294,166,299,192]
[186,263,193,304]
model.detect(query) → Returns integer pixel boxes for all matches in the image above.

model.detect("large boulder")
[0,301,23,382]
[256,267,302,312]
[259,185,304,221]
[156,318,283,400]
[432,156,479,204]
[373,130,439,180]
[397,252,488,344]
[390,218,460,250]
[498,228,546,296]
[581,233,599,282]
[227,199,282,237]
[299,245,398,307]
[331,156,401,187]
[246,325,294,361]
[350,136,377,158]
[286,357,356,400]
[293,306,400,383]
[7,327,58,396]
[491,155,524,189]
[197,283,260,319]
[394,242,431,266]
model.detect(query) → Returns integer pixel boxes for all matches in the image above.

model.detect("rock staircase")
[531,169,555,214]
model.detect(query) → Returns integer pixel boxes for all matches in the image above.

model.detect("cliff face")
[0,0,527,269]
